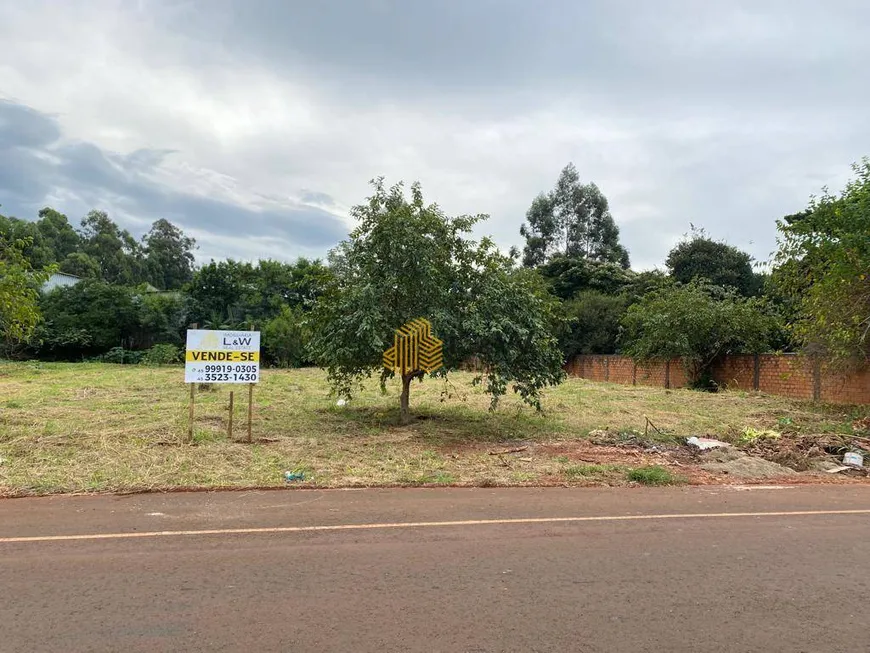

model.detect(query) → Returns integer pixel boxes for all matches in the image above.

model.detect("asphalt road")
[1,486,869,653]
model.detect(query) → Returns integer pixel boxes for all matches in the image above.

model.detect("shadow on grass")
[319,402,567,445]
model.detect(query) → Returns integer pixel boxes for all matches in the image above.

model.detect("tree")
[310,179,565,422]
[773,158,870,365]
[263,305,311,367]
[38,281,142,357]
[186,260,253,327]
[1,236,51,353]
[35,208,81,262]
[79,210,146,285]
[538,254,633,300]
[138,292,188,347]
[621,282,775,385]
[560,291,628,357]
[666,228,762,296]
[59,252,101,278]
[520,163,630,268]
[143,219,196,290]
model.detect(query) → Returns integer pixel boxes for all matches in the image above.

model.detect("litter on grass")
[843,451,864,468]
[687,436,730,451]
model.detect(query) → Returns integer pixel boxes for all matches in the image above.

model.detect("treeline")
[516,164,788,386]
[3,157,867,384]
[0,208,329,366]
[0,208,196,289]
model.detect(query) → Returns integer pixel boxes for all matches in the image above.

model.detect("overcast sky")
[2,0,868,269]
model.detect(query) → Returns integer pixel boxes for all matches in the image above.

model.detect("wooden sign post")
[187,383,195,442]
[227,390,234,439]
[247,383,254,443]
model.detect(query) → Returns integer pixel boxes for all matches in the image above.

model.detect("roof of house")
[41,272,82,293]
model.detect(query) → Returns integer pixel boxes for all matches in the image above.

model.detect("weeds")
[626,466,685,486]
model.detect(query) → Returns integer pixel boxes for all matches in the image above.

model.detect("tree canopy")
[666,228,761,296]
[773,158,870,365]
[520,163,630,269]
[310,179,564,421]
[621,282,776,385]
[0,235,52,353]
[0,208,197,290]
[142,218,197,290]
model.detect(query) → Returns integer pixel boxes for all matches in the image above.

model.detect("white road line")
[1,509,869,544]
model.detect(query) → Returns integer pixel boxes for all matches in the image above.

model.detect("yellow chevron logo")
[383,318,443,374]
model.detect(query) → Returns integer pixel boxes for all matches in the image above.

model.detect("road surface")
[1,486,869,652]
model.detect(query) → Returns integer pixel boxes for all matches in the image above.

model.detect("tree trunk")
[399,373,413,424]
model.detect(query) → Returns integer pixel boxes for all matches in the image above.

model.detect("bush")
[140,343,182,366]
[621,281,777,384]
[263,305,311,367]
[38,281,141,358]
[560,291,628,357]
[99,347,143,365]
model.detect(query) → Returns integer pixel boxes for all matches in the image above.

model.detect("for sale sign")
[185,330,260,384]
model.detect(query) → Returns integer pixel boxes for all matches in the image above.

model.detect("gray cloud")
[0,100,347,260]
[1,1,869,268]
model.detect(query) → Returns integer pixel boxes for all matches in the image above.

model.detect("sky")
[1,0,868,269]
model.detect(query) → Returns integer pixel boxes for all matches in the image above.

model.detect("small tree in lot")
[310,179,565,423]
[620,282,775,386]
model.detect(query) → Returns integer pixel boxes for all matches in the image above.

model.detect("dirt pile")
[699,449,796,479]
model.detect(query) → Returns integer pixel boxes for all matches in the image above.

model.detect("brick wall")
[566,353,870,404]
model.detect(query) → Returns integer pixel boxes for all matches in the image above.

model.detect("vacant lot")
[1,362,868,495]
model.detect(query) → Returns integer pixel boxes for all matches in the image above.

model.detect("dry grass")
[0,361,867,495]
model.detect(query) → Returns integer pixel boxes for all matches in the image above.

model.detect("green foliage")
[37,281,142,358]
[138,292,188,346]
[140,343,182,366]
[666,228,762,296]
[560,291,628,357]
[737,427,781,446]
[78,210,148,285]
[538,254,633,300]
[186,258,330,328]
[263,305,311,367]
[1,206,196,290]
[0,235,52,352]
[520,163,630,268]
[98,347,144,365]
[310,179,565,419]
[626,465,684,485]
[142,219,196,290]
[773,158,870,366]
[621,281,776,382]
[59,252,101,278]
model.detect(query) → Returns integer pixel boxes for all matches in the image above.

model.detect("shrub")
[263,305,311,367]
[99,347,143,365]
[621,281,777,384]
[560,291,628,357]
[140,343,182,366]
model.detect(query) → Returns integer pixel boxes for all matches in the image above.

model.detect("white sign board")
[185,330,260,384]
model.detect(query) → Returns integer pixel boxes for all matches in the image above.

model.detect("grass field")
[1,361,867,495]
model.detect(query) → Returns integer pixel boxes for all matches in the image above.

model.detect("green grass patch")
[626,465,685,486]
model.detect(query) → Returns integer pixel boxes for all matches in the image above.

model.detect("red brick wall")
[756,354,815,401]
[711,355,756,392]
[566,354,870,404]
